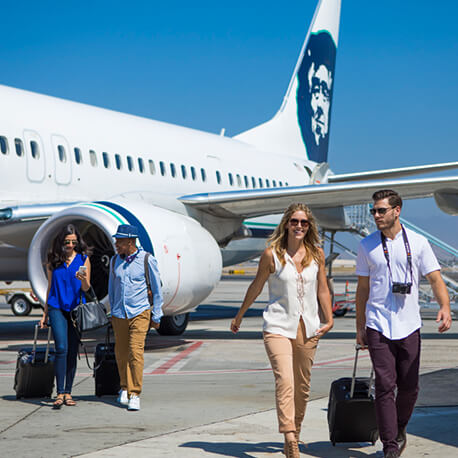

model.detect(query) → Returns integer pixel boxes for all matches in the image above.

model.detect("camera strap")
[380,225,412,284]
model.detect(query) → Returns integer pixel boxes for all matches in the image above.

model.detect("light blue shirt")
[108,249,164,322]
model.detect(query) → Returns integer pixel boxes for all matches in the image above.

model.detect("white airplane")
[0,0,457,334]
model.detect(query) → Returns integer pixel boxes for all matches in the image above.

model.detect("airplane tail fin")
[235,0,341,163]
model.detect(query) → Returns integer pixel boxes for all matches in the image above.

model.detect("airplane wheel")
[11,296,33,316]
[333,308,348,317]
[157,313,189,335]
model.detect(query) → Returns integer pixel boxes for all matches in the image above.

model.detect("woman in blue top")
[39,224,91,409]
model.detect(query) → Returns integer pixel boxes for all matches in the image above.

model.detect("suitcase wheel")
[332,441,336,446]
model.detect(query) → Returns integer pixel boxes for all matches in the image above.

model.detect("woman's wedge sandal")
[53,395,65,409]
[64,394,76,406]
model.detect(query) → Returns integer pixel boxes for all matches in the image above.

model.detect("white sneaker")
[127,395,140,411]
[117,389,128,406]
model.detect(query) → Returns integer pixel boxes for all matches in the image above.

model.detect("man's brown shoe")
[396,428,407,455]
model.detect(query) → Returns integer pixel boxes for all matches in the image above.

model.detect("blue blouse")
[47,253,87,312]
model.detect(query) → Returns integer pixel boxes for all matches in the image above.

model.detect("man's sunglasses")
[369,207,395,216]
[289,218,310,227]
[63,240,78,246]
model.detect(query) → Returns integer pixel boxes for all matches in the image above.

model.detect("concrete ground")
[0,278,457,457]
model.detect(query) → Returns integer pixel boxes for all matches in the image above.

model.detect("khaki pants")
[264,319,318,433]
[111,309,151,396]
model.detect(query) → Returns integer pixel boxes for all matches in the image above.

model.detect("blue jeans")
[48,307,80,394]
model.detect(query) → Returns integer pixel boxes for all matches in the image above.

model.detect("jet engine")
[28,199,222,334]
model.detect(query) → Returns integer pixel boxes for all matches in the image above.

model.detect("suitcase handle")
[32,324,52,364]
[350,345,374,399]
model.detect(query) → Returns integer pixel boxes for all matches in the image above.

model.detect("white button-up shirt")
[356,227,440,340]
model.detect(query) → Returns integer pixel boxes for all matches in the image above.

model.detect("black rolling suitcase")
[94,328,120,396]
[14,325,55,399]
[328,345,379,446]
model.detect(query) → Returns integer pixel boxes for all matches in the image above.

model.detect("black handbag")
[71,287,109,335]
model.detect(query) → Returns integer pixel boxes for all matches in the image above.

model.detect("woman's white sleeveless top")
[263,250,320,339]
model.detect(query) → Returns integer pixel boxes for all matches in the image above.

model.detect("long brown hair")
[267,203,321,267]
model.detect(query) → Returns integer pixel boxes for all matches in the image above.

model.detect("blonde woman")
[231,203,333,457]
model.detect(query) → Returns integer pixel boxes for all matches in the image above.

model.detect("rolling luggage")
[94,328,120,396]
[327,345,379,446]
[14,324,55,399]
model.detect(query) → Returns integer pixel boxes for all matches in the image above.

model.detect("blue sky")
[1,0,457,248]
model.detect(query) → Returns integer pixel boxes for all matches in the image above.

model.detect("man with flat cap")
[108,224,163,411]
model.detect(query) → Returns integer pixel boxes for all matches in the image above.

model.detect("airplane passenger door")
[23,130,46,183]
[51,135,72,185]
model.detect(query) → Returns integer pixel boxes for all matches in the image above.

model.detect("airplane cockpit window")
[114,154,122,170]
[159,161,166,176]
[15,138,24,157]
[170,163,176,177]
[127,156,134,171]
[138,157,145,173]
[244,175,249,188]
[89,149,97,167]
[181,165,187,179]
[265,179,270,187]
[304,166,312,177]
[216,170,221,184]
[149,160,156,175]
[102,152,110,168]
[190,166,196,180]
[57,145,67,163]
[74,147,82,164]
[228,172,234,186]
[236,174,242,187]
[201,168,206,182]
[30,140,40,159]
[251,177,256,188]
[0,136,9,154]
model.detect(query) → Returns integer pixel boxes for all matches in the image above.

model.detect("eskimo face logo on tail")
[297,31,337,163]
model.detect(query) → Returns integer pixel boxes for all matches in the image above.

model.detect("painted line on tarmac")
[145,341,204,375]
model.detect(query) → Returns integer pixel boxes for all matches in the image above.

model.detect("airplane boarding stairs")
[325,205,457,314]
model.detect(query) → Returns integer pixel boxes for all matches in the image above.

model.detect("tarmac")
[1,277,457,457]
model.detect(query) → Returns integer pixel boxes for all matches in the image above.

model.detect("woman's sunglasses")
[63,240,78,246]
[289,218,310,227]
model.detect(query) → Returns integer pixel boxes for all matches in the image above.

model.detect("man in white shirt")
[355,189,451,458]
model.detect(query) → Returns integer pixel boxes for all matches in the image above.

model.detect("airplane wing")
[179,176,458,218]
[328,161,458,183]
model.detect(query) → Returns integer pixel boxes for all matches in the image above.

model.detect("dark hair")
[372,189,403,208]
[47,224,91,270]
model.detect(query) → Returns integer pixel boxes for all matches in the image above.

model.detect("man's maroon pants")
[366,327,421,454]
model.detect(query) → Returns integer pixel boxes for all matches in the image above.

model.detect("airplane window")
[102,152,110,168]
[89,150,97,167]
[265,179,270,187]
[170,163,176,178]
[201,168,206,182]
[149,160,156,175]
[159,161,166,176]
[216,170,221,184]
[57,145,67,163]
[190,166,196,180]
[236,174,242,187]
[30,141,40,159]
[244,175,249,188]
[138,157,145,173]
[15,138,24,157]
[74,147,82,164]
[228,172,233,186]
[251,177,256,188]
[181,165,187,179]
[285,182,288,186]
[115,154,122,170]
[258,178,263,188]
[127,156,134,171]
[0,136,9,154]
[279,181,283,187]
[272,180,277,187]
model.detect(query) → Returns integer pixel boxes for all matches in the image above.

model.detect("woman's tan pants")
[264,319,318,433]
[111,309,151,396]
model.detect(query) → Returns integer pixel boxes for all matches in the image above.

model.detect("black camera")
[392,282,412,295]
